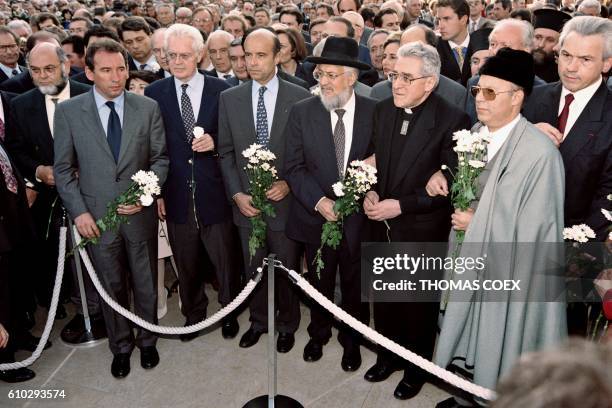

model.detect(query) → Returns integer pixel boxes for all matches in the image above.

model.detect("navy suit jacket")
[284,94,377,254]
[145,74,232,226]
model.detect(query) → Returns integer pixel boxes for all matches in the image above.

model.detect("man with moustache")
[145,24,242,342]
[218,28,311,351]
[532,9,571,83]
[363,42,470,400]
[284,36,376,372]
[4,43,102,345]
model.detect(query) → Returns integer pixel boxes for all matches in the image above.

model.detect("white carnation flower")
[261,163,270,171]
[193,126,205,139]
[468,160,485,169]
[140,194,154,206]
[332,182,345,197]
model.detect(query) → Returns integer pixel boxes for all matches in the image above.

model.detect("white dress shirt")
[133,54,158,71]
[481,113,521,161]
[0,63,20,78]
[558,77,601,140]
[174,71,205,122]
[93,86,124,135]
[45,82,71,137]
[251,71,279,136]
[330,90,356,174]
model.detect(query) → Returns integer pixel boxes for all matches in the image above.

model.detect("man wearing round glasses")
[284,36,376,374]
[363,42,469,401]
[435,48,566,407]
[0,27,23,84]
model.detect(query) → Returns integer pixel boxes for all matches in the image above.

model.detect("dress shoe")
[435,397,465,408]
[61,315,107,344]
[393,379,424,400]
[341,347,362,372]
[303,339,324,362]
[364,361,398,382]
[15,333,51,352]
[111,353,131,379]
[0,367,36,383]
[140,346,159,369]
[276,333,295,353]
[239,328,265,348]
[180,320,200,342]
[221,317,239,339]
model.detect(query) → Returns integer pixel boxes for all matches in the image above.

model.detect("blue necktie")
[106,101,122,163]
[256,86,269,146]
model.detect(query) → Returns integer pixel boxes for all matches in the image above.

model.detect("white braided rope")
[73,226,260,335]
[281,264,497,401]
[0,226,68,371]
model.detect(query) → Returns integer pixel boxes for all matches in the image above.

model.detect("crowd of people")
[0,0,610,406]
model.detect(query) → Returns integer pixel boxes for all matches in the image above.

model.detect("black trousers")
[166,201,241,324]
[237,226,301,333]
[304,239,367,350]
[88,232,158,355]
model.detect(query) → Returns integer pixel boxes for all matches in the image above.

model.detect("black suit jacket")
[369,94,470,242]
[0,70,34,94]
[284,93,377,254]
[5,80,91,188]
[69,70,93,86]
[0,65,25,85]
[523,81,612,240]
[127,55,165,79]
[437,39,472,86]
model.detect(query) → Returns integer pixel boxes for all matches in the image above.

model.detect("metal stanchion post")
[62,215,105,348]
[243,254,303,408]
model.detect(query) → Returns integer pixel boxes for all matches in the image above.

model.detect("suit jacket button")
[188,159,193,164]
[115,177,120,182]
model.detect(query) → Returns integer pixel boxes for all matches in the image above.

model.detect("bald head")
[244,28,279,54]
[28,43,70,94]
[401,26,427,45]
[29,42,62,62]
[342,11,364,42]
[207,29,234,45]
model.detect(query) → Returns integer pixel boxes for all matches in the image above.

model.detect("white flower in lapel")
[193,126,205,139]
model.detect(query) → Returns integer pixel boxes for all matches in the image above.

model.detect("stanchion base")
[242,395,303,408]
[60,331,106,349]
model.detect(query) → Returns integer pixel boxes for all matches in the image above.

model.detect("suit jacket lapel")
[346,95,369,164]
[560,81,607,163]
[269,80,290,153]
[117,92,138,169]
[390,97,437,192]
[80,90,115,162]
[312,100,338,178]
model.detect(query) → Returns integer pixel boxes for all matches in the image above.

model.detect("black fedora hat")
[305,36,371,71]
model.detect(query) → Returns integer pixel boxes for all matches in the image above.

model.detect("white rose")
[140,194,154,206]
[193,126,205,139]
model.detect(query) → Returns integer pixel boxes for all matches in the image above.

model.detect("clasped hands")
[233,181,290,218]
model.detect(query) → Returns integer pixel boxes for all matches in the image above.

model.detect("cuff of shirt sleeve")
[314,196,326,212]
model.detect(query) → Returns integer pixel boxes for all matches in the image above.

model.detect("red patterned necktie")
[0,150,17,194]
[557,93,575,135]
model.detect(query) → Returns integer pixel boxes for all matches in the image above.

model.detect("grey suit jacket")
[370,75,467,110]
[53,89,169,243]
[218,78,311,230]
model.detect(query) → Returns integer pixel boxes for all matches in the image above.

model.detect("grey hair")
[156,3,174,13]
[26,44,68,67]
[7,19,32,35]
[490,18,534,51]
[164,23,204,54]
[559,16,612,60]
[397,42,440,84]
[577,0,601,13]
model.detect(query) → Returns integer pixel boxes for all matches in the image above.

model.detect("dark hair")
[221,14,247,33]
[495,0,512,10]
[85,38,129,71]
[242,26,281,55]
[94,7,107,17]
[197,28,209,43]
[418,24,439,47]
[0,26,19,45]
[127,2,140,12]
[510,8,531,21]
[43,26,68,42]
[35,12,61,29]
[276,27,307,61]
[328,16,355,38]
[61,35,85,56]
[244,14,256,28]
[126,69,158,88]
[70,16,94,29]
[25,31,61,53]
[336,0,361,12]
[118,16,152,40]
[315,3,334,17]
[83,26,121,47]
[279,9,303,25]
[254,7,270,17]
[373,8,399,28]
[436,0,470,21]
[309,18,327,32]
[230,37,243,47]
[360,7,376,25]
[143,16,160,30]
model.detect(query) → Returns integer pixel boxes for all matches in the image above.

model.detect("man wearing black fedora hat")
[284,36,376,372]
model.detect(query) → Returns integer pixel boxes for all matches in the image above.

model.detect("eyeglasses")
[193,18,212,23]
[387,72,430,85]
[0,43,18,52]
[470,86,518,101]
[30,64,60,75]
[313,70,349,81]
[166,52,194,61]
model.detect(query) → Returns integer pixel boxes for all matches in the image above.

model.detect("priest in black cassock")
[532,8,572,84]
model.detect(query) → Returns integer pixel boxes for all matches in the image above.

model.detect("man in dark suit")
[285,37,376,372]
[0,93,40,384]
[70,27,123,87]
[145,24,241,342]
[363,42,470,401]
[0,28,25,84]
[370,25,468,109]
[219,29,311,352]
[436,0,473,85]
[4,43,104,346]
[54,39,169,378]
[523,16,611,243]
[206,30,235,79]
[118,17,165,80]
